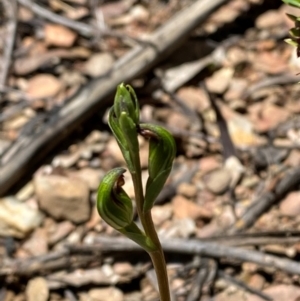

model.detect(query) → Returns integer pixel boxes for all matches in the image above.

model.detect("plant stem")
[131,157,171,301]
[144,210,171,301]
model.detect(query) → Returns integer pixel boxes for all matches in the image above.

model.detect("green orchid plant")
[283,0,300,56]
[97,84,176,301]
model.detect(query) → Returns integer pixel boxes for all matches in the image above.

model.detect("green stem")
[131,157,171,301]
[144,210,171,301]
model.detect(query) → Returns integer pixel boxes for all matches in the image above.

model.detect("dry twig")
[91,236,300,275]
[229,167,300,233]
[0,0,17,93]
[3,235,300,276]
[17,0,142,44]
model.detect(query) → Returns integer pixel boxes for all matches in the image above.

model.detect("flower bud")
[108,84,140,173]
[113,83,139,124]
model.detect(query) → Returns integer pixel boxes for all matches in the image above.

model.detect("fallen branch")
[0,0,17,95]
[92,236,300,275]
[2,235,300,277]
[0,0,227,196]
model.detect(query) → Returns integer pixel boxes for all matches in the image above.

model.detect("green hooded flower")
[139,124,176,212]
[97,167,133,230]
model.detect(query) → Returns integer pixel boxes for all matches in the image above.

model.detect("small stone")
[34,172,90,223]
[3,115,29,130]
[26,277,49,301]
[151,204,173,226]
[106,137,126,165]
[22,228,48,256]
[226,46,247,66]
[177,182,197,198]
[166,218,196,238]
[172,278,186,293]
[84,53,114,77]
[199,156,221,173]
[68,168,104,191]
[166,111,190,130]
[44,24,77,47]
[225,107,265,147]
[206,67,234,94]
[48,221,75,245]
[255,10,284,29]
[52,151,80,168]
[130,5,149,22]
[113,262,134,275]
[279,192,300,217]
[172,195,212,220]
[88,287,124,301]
[248,103,290,133]
[285,149,300,167]
[85,130,109,144]
[248,284,300,301]
[86,206,102,231]
[177,86,210,113]
[124,291,142,301]
[0,138,10,156]
[26,74,63,99]
[248,274,265,290]
[15,181,34,201]
[204,168,231,195]
[224,78,248,101]
[0,197,43,238]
